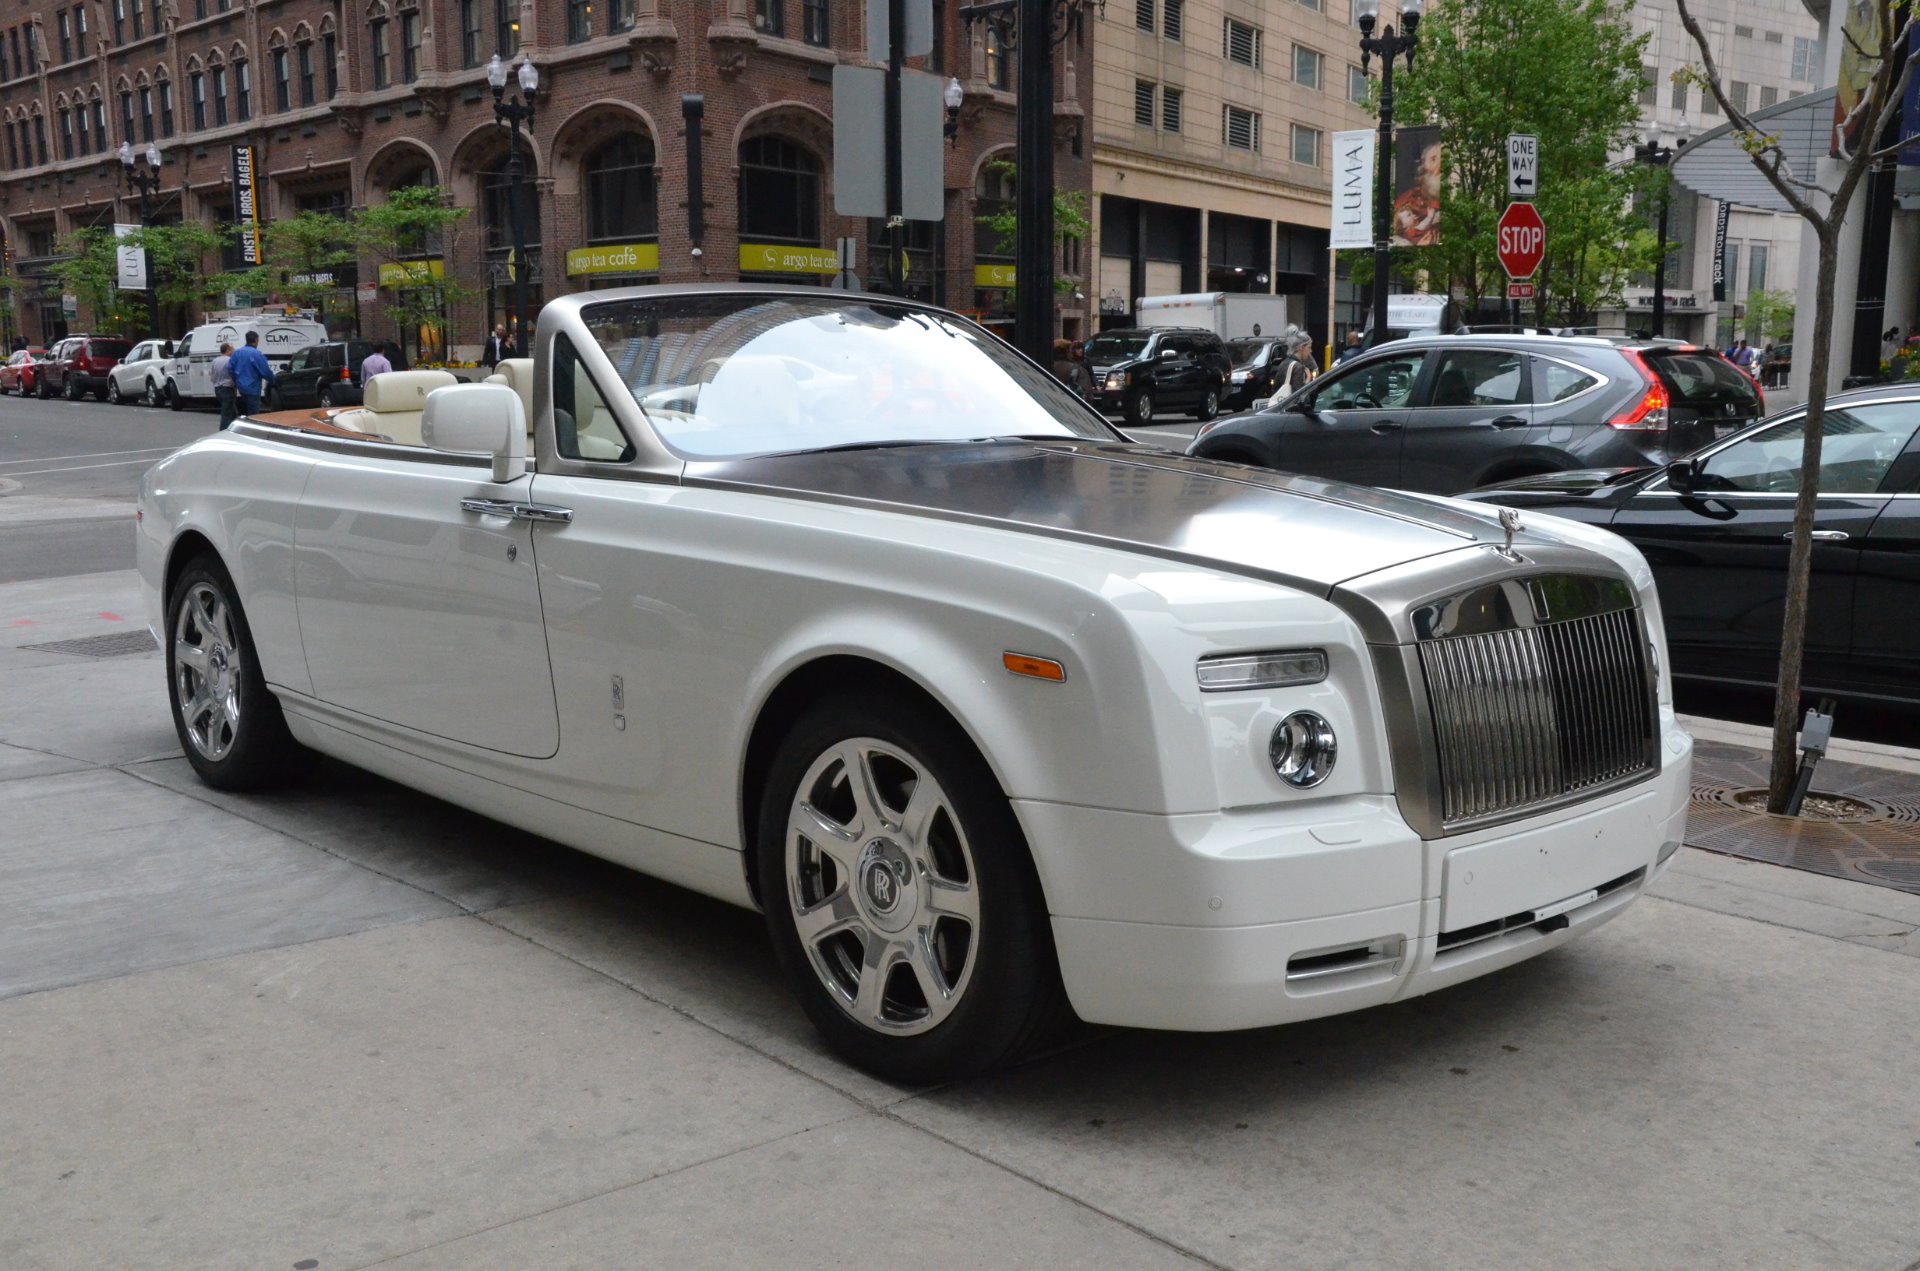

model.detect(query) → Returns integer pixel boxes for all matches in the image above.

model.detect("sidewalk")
[3,571,1918,1271]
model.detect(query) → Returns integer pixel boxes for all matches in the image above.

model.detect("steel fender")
[143,436,318,696]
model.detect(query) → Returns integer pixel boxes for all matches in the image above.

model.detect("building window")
[585,133,658,243]
[190,72,206,129]
[1764,29,1783,44]
[1162,0,1182,41]
[985,26,1008,89]
[212,65,228,125]
[567,0,590,42]
[401,8,420,80]
[494,0,519,58]
[1730,80,1748,112]
[75,5,88,49]
[58,11,72,64]
[611,0,636,32]
[1792,37,1813,81]
[1133,78,1155,126]
[1733,24,1752,38]
[461,0,482,65]
[1748,243,1768,295]
[272,48,289,111]
[1349,64,1369,103]
[35,116,48,164]
[1223,17,1260,68]
[371,19,390,88]
[1293,45,1322,90]
[120,90,133,141]
[75,103,89,154]
[139,86,153,139]
[324,32,339,95]
[738,136,820,244]
[1297,0,1321,10]
[1760,84,1778,108]
[297,42,315,102]
[112,0,125,45]
[1701,85,1719,115]
[802,0,828,46]
[159,80,174,134]
[1670,78,1686,111]
[133,0,144,39]
[1161,86,1181,132]
[756,0,783,35]
[1291,122,1322,167]
[1222,103,1259,152]
[1135,0,1153,31]
[235,59,251,120]
[1639,64,1658,106]
[60,109,74,159]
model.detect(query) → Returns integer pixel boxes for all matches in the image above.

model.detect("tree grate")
[19,630,159,658]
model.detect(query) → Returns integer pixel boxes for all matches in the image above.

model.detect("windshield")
[579,294,1116,460]
[1083,333,1151,362]
[1227,340,1272,367]
[1647,351,1757,411]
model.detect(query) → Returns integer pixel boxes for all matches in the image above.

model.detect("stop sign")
[1497,202,1546,280]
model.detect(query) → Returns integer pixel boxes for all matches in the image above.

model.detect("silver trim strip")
[229,421,490,469]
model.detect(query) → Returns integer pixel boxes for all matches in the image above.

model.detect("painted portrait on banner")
[1392,126,1443,247]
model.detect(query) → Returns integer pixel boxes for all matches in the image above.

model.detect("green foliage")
[124,221,235,313]
[1393,0,1658,325]
[49,228,143,334]
[353,184,479,350]
[1743,288,1795,344]
[975,158,1093,296]
[250,211,358,318]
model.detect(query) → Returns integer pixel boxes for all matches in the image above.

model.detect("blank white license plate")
[1534,888,1599,922]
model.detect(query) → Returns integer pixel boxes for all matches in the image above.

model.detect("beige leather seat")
[483,358,537,438]
[330,369,459,446]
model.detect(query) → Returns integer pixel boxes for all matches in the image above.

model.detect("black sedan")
[1463,387,1920,710]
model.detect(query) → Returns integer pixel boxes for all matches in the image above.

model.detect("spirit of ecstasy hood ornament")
[1497,506,1523,561]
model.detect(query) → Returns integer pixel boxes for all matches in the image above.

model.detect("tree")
[353,184,480,357]
[49,228,143,335]
[124,222,235,315]
[974,157,1092,299]
[249,211,358,321]
[1392,0,1660,326]
[1674,0,1917,811]
[1743,288,1797,345]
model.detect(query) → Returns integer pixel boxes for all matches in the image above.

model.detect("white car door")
[291,447,561,758]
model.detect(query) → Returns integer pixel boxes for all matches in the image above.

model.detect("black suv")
[1186,333,1763,494]
[1084,327,1233,426]
[273,340,409,409]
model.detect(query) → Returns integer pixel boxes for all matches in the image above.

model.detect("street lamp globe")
[485,53,507,92]
[119,140,134,167]
[1402,0,1425,16]
[943,76,964,111]
[146,142,162,168]
[1355,0,1380,30]
[517,56,538,97]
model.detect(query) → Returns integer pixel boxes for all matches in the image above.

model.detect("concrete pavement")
[4,567,1920,1270]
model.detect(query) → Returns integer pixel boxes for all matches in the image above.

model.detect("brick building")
[0,0,1093,357]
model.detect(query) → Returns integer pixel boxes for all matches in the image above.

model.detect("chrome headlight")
[1104,372,1126,390]
[1270,711,1337,788]
[1229,370,1250,383]
[1196,648,1327,692]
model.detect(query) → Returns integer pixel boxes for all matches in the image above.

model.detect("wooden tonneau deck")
[242,407,395,444]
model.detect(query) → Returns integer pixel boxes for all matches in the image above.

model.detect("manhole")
[18,630,158,658]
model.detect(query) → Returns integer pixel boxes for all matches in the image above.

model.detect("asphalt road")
[0,388,219,583]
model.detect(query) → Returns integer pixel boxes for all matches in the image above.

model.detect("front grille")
[1419,605,1657,828]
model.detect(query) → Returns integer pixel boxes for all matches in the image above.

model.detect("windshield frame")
[560,286,1125,467]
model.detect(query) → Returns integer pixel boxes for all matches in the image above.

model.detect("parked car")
[42,336,133,401]
[272,340,409,409]
[107,339,174,406]
[1222,337,1290,411]
[1186,333,1764,494]
[139,285,1691,1083]
[1084,326,1233,425]
[1462,385,1920,710]
[0,348,49,395]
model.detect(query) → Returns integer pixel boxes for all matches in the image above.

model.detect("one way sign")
[1507,134,1539,199]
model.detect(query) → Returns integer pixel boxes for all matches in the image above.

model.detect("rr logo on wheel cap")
[865,861,899,911]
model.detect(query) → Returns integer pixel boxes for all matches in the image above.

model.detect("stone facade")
[0,0,1093,356]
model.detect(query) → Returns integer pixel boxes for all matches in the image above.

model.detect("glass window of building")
[272,48,289,111]
[461,0,482,66]
[297,41,315,103]
[400,6,420,81]
[371,18,390,88]
[802,0,828,46]
[236,58,251,120]
[567,0,591,43]
[585,134,659,243]
[756,0,784,35]
[1291,123,1321,167]
[1292,45,1322,90]
[738,137,820,244]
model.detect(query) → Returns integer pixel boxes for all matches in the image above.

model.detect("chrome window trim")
[228,420,491,469]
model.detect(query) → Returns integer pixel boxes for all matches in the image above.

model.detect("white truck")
[1136,292,1297,340]
[164,312,329,409]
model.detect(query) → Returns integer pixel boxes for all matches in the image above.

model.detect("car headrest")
[489,358,537,432]
[364,369,458,412]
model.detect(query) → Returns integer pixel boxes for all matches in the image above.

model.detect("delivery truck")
[1135,292,1297,339]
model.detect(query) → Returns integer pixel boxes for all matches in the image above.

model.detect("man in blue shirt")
[230,330,276,416]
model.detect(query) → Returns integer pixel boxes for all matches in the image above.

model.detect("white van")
[164,313,328,408]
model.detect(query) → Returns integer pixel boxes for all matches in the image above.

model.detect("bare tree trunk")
[1765,222,1840,812]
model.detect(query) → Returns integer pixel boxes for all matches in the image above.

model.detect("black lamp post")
[1355,0,1422,349]
[1634,135,1679,338]
[487,53,538,353]
[119,139,164,340]
[943,76,964,148]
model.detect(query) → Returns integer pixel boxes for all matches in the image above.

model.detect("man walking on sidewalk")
[211,342,237,430]
[230,331,276,417]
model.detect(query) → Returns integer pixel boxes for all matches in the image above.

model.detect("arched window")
[320,16,339,97]
[368,3,391,88]
[399,1,421,83]
[233,49,252,121]
[481,152,541,255]
[120,87,134,144]
[584,134,657,244]
[738,137,819,245]
[208,54,229,126]
[156,68,175,136]
[269,33,290,111]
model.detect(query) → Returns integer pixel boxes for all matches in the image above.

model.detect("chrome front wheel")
[172,581,242,762]
[785,738,981,1037]
[165,556,297,789]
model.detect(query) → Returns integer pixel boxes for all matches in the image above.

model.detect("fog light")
[1270,711,1337,788]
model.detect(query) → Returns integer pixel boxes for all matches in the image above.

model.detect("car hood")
[690,439,1600,598]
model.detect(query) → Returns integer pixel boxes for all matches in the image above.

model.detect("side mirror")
[1158,347,1178,359]
[1665,457,1699,493]
[421,382,527,482]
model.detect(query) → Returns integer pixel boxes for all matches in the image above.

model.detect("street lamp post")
[119,140,164,340]
[487,53,538,353]
[1634,135,1678,338]
[1355,0,1422,349]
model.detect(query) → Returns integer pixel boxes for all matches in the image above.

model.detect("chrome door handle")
[1786,530,1850,542]
[461,497,575,524]
[1370,421,1403,435]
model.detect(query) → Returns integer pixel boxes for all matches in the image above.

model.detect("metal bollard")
[1784,697,1837,817]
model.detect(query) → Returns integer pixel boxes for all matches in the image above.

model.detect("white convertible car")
[138,287,1692,1081]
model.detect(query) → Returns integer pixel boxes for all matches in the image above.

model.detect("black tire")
[37,376,50,399]
[1191,386,1221,421]
[318,385,335,408]
[166,380,183,411]
[144,378,161,408]
[1126,390,1155,427]
[757,693,1067,1084]
[165,554,299,791]
[66,376,81,401]
[108,379,124,405]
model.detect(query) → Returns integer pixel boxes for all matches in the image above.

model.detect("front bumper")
[1023,717,1692,1032]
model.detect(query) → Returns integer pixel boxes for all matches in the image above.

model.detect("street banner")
[114,222,148,291]
[1391,124,1442,247]
[1329,130,1375,250]
[1711,201,1731,302]
[1833,0,1877,156]
[231,144,261,267]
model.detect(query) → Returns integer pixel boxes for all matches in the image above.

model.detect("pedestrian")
[211,341,237,430]
[1262,340,1319,408]
[1051,338,1091,396]
[230,330,275,417]
[1881,326,1902,363]
[1336,331,1364,364]
[359,341,394,388]
[1732,339,1757,371]
[481,323,513,368]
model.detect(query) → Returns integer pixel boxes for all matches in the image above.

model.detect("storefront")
[377,257,448,363]
[738,242,837,285]
[567,241,661,291]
